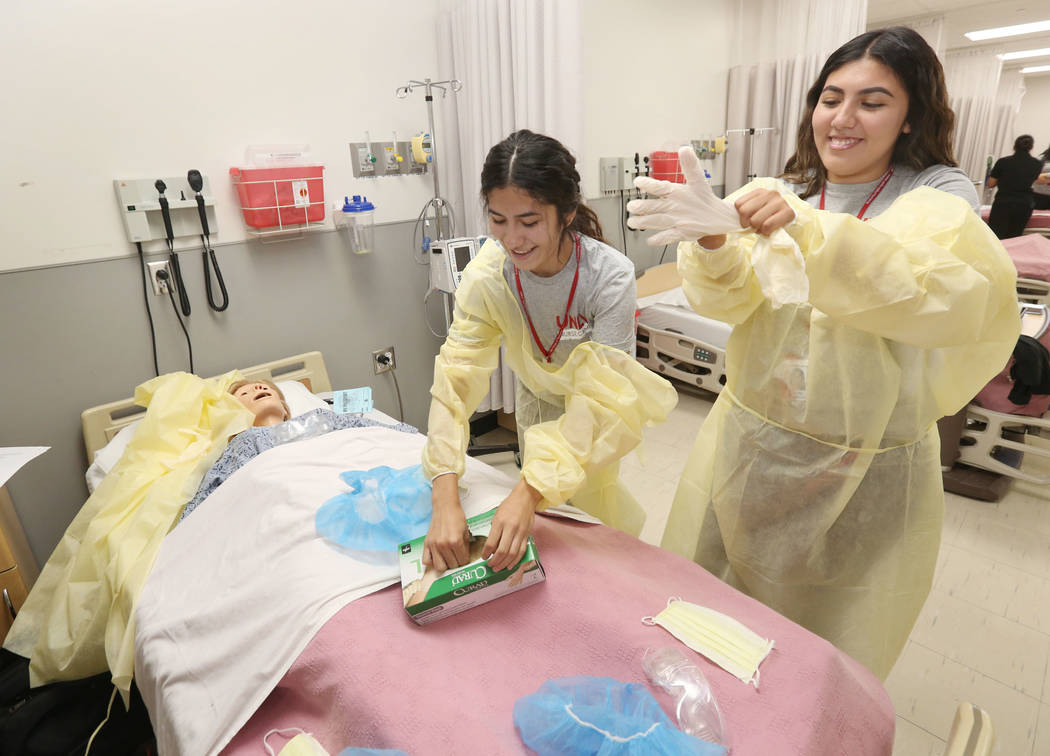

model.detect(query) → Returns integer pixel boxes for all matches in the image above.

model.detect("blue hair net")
[514,677,726,756]
[316,465,432,565]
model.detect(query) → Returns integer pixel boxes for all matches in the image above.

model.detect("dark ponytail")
[481,129,607,244]
[1014,134,1034,154]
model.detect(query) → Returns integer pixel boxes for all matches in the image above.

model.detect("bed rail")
[80,351,331,462]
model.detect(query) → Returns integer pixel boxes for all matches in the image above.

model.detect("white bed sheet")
[135,426,515,756]
[637,286,692,310]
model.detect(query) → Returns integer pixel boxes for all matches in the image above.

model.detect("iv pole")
[725,127,777,183]
[398,77,464,336]
[396,77,462,240]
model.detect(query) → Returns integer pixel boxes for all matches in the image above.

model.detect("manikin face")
[232,381,288,424]
[487,185,574,277]
[812,57,911,184]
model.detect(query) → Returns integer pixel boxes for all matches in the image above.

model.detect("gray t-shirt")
[502,233,637,364]
[787,164,979,215]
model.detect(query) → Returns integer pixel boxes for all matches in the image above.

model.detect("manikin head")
[229,379,290,427]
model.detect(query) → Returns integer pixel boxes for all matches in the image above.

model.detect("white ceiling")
[867,0,1050,71]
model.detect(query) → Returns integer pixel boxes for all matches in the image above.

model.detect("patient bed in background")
[948,303,1050,489]
[76,351,895,755]
[635,263,731,395]
[1000,234,1050,307]
[942,234,1050,497]
[980,205,1050,240]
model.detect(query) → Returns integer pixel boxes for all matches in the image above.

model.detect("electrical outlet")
[372,346,396,374]
[146,261,170,295]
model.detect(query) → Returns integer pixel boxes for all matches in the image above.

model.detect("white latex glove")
[628,145,809,308]
[626,146,742,246]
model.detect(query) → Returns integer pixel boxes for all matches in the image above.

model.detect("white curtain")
[436,0,584,413]
[944,48,1003,182]
[989,69,1027,166]
[898,15,945,59]
[725,0,868,193]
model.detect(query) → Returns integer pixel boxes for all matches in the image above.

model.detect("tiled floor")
[482,387,1050,754]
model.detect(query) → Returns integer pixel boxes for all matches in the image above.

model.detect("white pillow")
[276,379,329,416]
[84,379,327,493]
[85,420,142,493]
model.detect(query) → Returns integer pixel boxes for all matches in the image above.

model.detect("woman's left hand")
[483,479,541,571]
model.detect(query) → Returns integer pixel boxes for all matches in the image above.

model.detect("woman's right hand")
[423,473,471,571]
[734,188,795,236]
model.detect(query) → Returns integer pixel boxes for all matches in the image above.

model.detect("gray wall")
[0,221,444,566]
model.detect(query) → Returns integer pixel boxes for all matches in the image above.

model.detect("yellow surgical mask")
[263,728,330,756]
[643,597,774,687]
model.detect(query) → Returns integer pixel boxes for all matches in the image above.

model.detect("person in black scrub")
[987,134,1044,239]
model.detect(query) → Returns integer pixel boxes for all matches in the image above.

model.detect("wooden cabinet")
[0,486,38,644]
[0,567,28,642]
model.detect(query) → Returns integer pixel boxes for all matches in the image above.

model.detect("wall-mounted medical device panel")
[429,237,478,293]
[599,157,636,193]
[349,140,427,178]
[114,175,218,243]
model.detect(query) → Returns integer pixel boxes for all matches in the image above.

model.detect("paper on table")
[0,447,50,488]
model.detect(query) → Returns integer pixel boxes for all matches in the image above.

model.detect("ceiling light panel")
[1000,47,1050,61]
[965,20,1050,42]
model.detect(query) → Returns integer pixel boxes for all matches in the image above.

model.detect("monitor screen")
[453,244,473,270]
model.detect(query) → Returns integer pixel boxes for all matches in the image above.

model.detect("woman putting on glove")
[628,27,1019,680]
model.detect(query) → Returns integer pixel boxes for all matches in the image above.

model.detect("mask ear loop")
[641,596,683,625]
[263,727,306,756]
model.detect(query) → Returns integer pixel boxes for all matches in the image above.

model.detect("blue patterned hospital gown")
[179,408,416,523]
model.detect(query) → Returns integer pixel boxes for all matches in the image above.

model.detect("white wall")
[1,0,738,273]
[1015,75,1050,159]
[0,0,444,272]
[580,0,735,199]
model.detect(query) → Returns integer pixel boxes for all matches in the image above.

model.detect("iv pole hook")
[395,77,463,239]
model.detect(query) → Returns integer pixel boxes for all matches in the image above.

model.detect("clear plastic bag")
[642,646,729,749]
[272,412,337,445]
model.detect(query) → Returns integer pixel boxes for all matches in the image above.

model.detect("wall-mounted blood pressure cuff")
[643,597,774,688]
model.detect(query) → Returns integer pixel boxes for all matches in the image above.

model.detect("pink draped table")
[224,516,894,755]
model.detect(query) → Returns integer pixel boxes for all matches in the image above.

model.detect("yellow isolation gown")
[662,180,1020,680]
[422,240,678,535]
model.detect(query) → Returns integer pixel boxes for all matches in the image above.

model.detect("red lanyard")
[514,233,582,363]
[820,166,894,220]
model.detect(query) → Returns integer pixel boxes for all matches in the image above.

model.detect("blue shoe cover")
[316,465,432,565]
[514,676,726,755]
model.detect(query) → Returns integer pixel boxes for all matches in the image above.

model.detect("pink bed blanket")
[1028,210,1050,230]
[1003,233,1050,281]
[980,206,1050,232]
[224,516,894,756]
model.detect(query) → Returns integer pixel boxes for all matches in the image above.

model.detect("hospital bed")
[980,205,1050,238]
[1000,233,1050,307]
[70,351,895,755]
[635,263,731,396]
[939,235,1050,490]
